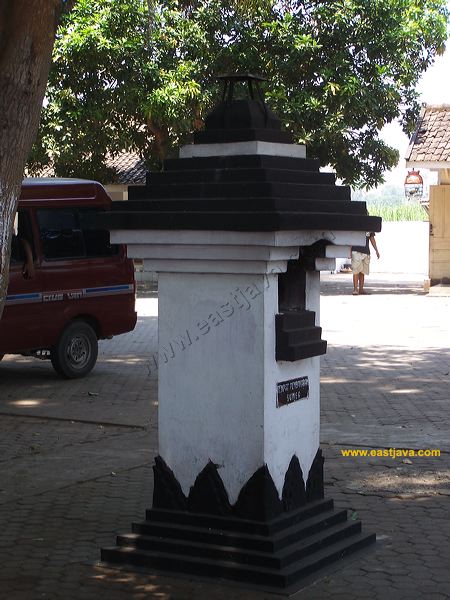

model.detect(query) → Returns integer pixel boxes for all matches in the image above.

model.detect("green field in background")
[367,202,428,222]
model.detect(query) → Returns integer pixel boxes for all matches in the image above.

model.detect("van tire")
[51,321,98,379]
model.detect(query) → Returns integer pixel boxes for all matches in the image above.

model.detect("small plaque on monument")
[276,376,309,407]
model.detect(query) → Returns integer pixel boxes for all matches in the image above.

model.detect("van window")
[37,208,118,260]
[38,209,84,259]
[78,209,118,258]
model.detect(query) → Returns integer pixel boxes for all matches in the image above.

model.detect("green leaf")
[29,0,450,186]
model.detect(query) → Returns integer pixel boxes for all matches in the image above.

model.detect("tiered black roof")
[101,75,381,234]
[196,73,292,145]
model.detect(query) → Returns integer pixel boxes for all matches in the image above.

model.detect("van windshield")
[37,208,119,260]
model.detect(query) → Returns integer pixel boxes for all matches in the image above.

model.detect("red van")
[0,178,137,378]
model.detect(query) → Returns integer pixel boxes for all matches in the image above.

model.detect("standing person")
[351,232,380,295]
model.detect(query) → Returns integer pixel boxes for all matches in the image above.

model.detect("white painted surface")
[131,244,351,268]
[315,258,336,271]
[325,245,351,259]
[129,244,300,262]
[179,141,306,158]
[142,258,289,275]
[263,273,321,495]
[158,272,266,501]
[275,230,366,247]
[157,270,322,502]
[112,229,367,248]
[113,229,363,276]
[306,271,321,325]
[137,256,343,275]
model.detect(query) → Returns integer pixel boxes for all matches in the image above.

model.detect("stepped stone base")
[101,498,375,594]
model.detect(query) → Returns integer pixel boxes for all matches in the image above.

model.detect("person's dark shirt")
[352,232,375,256]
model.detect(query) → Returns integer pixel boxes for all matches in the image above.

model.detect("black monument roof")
[101,75,381,234]
[101,152,380,233]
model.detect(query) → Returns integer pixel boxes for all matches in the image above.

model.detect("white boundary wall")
[370,221,429,275]
[337,221,429,276]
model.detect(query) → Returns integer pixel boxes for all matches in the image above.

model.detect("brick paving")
[0,275,449,599]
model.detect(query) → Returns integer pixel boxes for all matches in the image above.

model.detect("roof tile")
[28,152,147,185]
[407,105,450,163]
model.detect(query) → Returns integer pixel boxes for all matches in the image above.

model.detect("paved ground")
[0,273,449,599]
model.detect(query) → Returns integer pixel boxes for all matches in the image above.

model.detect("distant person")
[351,232,380,295]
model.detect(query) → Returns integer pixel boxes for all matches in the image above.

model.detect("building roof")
[406,104,450,168]
[106,152,147,185]
[29,152,147,185]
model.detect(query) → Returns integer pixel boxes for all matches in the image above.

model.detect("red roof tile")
[406,105,450,164]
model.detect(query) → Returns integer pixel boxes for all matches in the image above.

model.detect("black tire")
[51,321,98,379]
[0,354,3,361]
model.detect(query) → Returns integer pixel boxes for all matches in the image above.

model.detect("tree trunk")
[0,0,62,320]
[147,117,169,165]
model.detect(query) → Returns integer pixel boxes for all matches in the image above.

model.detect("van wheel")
[51,321,98,379]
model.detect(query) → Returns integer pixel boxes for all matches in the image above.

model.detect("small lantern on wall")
[404,169,423,200]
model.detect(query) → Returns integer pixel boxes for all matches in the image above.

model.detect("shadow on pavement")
[0,315,158,427]
[321,344,450,450]
[320,274,425,296]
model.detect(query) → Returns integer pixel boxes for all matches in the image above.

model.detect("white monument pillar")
[101,74,379,593]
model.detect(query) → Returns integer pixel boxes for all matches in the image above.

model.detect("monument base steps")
[101,499,375,594]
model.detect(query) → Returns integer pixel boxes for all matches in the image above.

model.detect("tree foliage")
[29,0,449,188]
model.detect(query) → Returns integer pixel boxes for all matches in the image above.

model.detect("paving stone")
[1,277,450,599]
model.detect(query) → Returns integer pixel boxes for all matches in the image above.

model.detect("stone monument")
[101,74,380,593]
